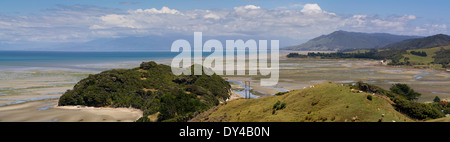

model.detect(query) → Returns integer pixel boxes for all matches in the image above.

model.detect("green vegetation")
[274,91,289,96]
[287,45,450,69]
[190,83,416,122]
[136,116,152,122]
[366,95,372,101]
[433,96,441,103]
[58,61,231,122]
[272,100,286,110]
[389,83,421,101]
[354,81,444,120]
[286,53,307,58]
[410,51,427,57]
[433,47,450,68]
[382,34,450,50]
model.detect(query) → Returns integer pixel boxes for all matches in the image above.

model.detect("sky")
[0,0,449,47]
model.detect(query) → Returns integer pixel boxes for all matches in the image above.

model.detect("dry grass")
[191,83,414,122]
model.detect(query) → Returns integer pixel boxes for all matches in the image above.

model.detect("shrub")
[410,51,427,57]
[275,91,289,96]
[366,95,373,101]
[279,103,286,110]
[273,101,281,109]
[433,96,441,103]
[272,101,286,110]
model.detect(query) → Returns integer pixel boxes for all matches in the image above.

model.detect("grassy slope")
[399,45,450,69]
[192,83,414,122]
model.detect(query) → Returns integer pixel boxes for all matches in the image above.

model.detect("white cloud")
[301,4,322,14]
[0,4,447,44]
[243,5,261,10]
[100,14,139,28]
[89,24,107,30]
[203,13,221,20]
[130,6,180,14]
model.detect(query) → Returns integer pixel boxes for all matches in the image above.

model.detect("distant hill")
[0,35,295,51]
[382,34,450,50]
[190,83,418,122]
[284,30,420,51]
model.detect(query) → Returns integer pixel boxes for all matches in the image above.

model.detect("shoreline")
[0,99,143,122]
[1,56,449,121]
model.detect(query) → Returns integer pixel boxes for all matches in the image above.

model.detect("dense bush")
[410,51,427,57]
[58,61,231,122]
[388,94,444,120]
[286,53,307,58]
[390,83,421,101]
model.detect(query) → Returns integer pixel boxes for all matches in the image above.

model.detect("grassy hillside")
[399,45,450,69]
[190,83,414,122]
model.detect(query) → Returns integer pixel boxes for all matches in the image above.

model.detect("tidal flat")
[0,57,448,121]
[226,58,450,103]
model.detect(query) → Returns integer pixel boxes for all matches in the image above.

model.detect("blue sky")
[1,0,449,18]
[0,0,448,47]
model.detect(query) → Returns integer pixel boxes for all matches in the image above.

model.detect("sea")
[0,51,260,106]
[0,51,183,107]
[0,51,180,71]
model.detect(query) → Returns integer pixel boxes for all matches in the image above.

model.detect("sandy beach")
[0,99,142,122]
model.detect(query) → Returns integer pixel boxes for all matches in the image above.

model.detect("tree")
[433,96,441,103]
[389,83,421,101]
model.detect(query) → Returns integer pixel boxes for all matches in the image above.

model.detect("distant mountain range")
[0,35,190,51]
[284,30,421,51]
[0,35,295,51]
[381,34,450,50]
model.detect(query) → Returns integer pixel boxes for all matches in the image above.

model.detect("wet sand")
[0,99,142,122]
[224,58,450,102]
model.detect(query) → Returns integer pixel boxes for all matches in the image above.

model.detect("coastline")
[0,53,449,121]
[0,99,143,122]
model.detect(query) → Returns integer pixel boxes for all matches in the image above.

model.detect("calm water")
[0,51,179,71]
[0,51,180,106]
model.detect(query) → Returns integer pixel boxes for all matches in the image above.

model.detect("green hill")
[58,61,231,122]
[190,83,417,122]
[284,30,419,51]
[382,34,450,50]
[399,45,450,69]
